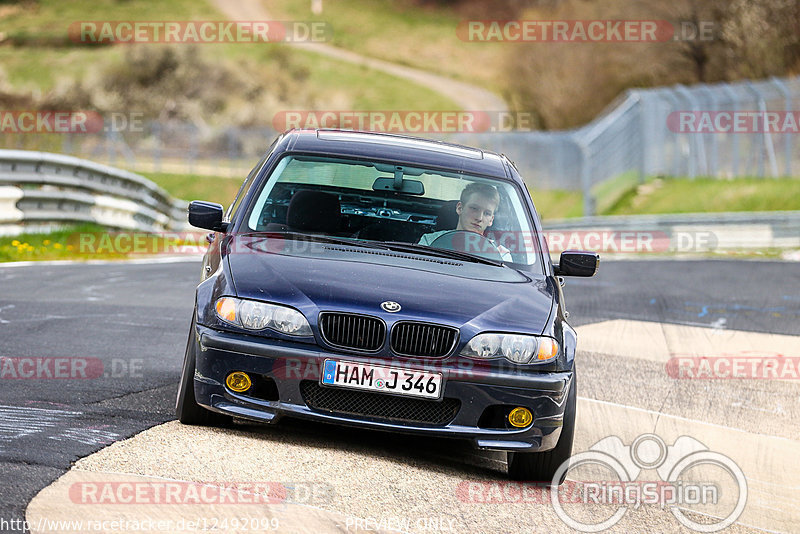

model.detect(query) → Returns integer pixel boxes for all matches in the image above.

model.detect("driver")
[419,182,512,261]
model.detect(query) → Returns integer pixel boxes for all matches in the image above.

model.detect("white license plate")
[320,359,443,400]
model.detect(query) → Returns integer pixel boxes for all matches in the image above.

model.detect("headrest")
[434,200,460,232]
[287,190,341,232]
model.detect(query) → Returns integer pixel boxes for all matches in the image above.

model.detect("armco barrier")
[543,211,800,252]
[0,150,188,235]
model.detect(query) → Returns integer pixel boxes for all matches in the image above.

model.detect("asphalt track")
[1,258,798,533]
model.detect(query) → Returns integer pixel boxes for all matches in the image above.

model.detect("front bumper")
[193,325,574,452]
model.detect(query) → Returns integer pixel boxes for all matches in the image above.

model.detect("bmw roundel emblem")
[381,301,401,313]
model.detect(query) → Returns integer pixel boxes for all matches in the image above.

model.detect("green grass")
[267,0,508,93]
[531,176,800,220]
[0,223,211,262]
[220,44,458,111]
[142,171,244,205]
[606,177,800,215]
[0,224,126,262]
[0,0,217,90]
[530,189,584,221]
[0,0,459,111]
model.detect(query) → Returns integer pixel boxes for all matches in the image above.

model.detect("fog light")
[508,407,533,428]
[226,371,252,393]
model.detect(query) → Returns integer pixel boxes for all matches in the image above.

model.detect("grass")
[531,175,800,220]
[605,177,800,215]
[530,189,584,220]
[142,171,245,205]
[0,223,209,262]
[0,0,459,111]
[220,43,458,111]
[0,224,122,262]
[266,0,508,93]
[0,0,217,90]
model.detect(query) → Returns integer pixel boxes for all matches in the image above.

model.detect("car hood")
[225,235,555,334]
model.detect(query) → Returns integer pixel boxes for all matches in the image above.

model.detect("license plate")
[320,359,443,400]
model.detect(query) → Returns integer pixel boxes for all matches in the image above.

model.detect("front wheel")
[507,372,577,484]
[175,316,232,426]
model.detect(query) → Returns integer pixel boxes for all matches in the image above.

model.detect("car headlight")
[215,297,312,336]
[461,333,559,364]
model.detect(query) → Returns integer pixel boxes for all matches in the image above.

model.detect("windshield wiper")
[381,241,504,266]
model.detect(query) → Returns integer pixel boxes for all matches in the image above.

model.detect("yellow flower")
[67,245,74,251]
[11,240,20,246]
[43,240,51,245]
[54,243,63,249]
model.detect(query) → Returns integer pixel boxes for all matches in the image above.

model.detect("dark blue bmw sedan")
[176,129,598,482]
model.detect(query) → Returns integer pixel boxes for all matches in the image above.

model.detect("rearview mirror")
[188,201,228,232]
[372,176,425,195]
[555,250,599,277]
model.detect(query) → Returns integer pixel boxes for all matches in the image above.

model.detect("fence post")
[721,84,740,177]
[744,82,768,177]
[634,91,648,184]
[674,85,698,179]
[657,89,682,177]
[576,137,595,217]
[700,85,719,177]
[152,121,162,174]
[770,77,793,177]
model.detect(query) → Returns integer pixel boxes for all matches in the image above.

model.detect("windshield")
[244,155,542,269]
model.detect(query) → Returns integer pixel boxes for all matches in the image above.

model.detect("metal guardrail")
[542,211,800,252]
[0,150,188,235]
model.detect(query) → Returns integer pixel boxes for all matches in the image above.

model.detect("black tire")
[175,316,232,426]
[507,372,577,484]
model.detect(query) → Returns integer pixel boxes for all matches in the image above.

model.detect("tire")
[507,372,577,484]
[175,316,232,426]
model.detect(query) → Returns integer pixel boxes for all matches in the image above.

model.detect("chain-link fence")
[450,76,800,215]
[3,76,798,215]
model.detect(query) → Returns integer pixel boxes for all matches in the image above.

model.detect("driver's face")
[456,193,497,234]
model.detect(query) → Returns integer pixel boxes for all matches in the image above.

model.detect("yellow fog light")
[508,407,533,428]
[226,371,252,393]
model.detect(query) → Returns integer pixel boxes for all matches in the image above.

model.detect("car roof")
[280,129,515,180]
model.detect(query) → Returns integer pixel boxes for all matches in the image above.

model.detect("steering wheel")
[429,230,504,262]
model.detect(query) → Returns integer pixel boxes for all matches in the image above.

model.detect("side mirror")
[554,250,599,277]
[188,201,228,232]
